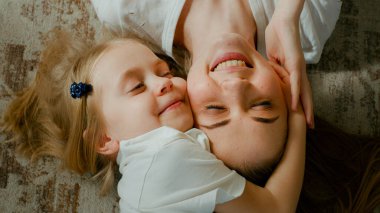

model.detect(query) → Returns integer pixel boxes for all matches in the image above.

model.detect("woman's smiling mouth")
[211,52,253,72]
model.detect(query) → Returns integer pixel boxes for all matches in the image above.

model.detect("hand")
[269,61,302,114]
[265,13,314,128]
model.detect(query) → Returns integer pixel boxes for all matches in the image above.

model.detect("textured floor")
[0,0,379,212]
[308,0,379,137]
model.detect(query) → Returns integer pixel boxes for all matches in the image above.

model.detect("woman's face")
[187,33,288,175]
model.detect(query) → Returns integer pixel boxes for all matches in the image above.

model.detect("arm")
[215,63,306,212]
[272,0,304,20]
[265,0,314,129]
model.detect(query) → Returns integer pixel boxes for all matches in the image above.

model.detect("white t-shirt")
[91,0,342,63]
[117,126,245,213]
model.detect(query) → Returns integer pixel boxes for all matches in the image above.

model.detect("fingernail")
[309,119,315,129]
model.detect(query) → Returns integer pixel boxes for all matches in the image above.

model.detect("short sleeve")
[300,0,342,63]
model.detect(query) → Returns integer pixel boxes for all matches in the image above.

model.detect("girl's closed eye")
[158,63,173,78]
[128,82,145,94]
[160,71,173,78]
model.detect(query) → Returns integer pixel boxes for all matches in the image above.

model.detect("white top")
[117,126,245,213]
[91,0,342,63]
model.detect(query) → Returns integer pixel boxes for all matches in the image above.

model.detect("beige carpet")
[0,1,119,212]
[0,0,379,212]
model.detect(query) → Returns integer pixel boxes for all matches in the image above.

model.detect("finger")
[268,61,294,110]
[301,92,314,129]
[301,80,315,129]
[290,72,300,111]
[269,61,290,81]
[268,55,281,65]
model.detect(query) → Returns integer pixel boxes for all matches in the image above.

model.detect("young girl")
[2,31,306,212]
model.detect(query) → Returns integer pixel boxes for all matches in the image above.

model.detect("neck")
[175,0,256,60]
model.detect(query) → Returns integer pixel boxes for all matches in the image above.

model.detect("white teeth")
[214,60,247,71]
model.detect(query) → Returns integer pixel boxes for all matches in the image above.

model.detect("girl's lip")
[210,52,252,71]
[159,100,183,115]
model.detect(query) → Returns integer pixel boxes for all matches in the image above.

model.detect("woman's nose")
[155,77,173,96]
[220,78,249,95]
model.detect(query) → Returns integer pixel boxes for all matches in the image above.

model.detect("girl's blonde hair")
[1,30,162,194]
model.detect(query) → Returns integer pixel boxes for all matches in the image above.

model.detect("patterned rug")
[0,0,379,212]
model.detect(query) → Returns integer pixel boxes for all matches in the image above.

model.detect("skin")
[90,40,193,142]
[187,33,288,174]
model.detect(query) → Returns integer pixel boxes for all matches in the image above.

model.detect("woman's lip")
[159,100,183,115]
[210,52,252,71]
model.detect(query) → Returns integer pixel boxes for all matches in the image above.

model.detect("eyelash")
[129,82,145,93]
[206,105,226,110]
[252,101,272,109]
[127,71,171,94]
[161,71,173,78]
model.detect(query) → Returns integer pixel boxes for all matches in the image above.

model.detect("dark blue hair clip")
[70,82,93,99]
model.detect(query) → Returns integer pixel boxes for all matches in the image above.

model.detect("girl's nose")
[156,77,173,96]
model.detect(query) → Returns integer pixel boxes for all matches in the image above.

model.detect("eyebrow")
[200,115,280,129]
[199,119,231,129]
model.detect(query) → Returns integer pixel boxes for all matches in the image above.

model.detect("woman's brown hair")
[298,117,380,212]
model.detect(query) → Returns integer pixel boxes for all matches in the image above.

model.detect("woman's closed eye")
[204,105,228,115]
[251,101,272,110]
[206,105,226,110]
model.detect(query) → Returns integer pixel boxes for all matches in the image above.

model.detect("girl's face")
[91,40,193,141]
[187,33,288,173]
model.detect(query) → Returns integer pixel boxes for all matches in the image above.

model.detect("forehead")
[98,40,157,66]
[91,40,158,78]
[204,115,287,168]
